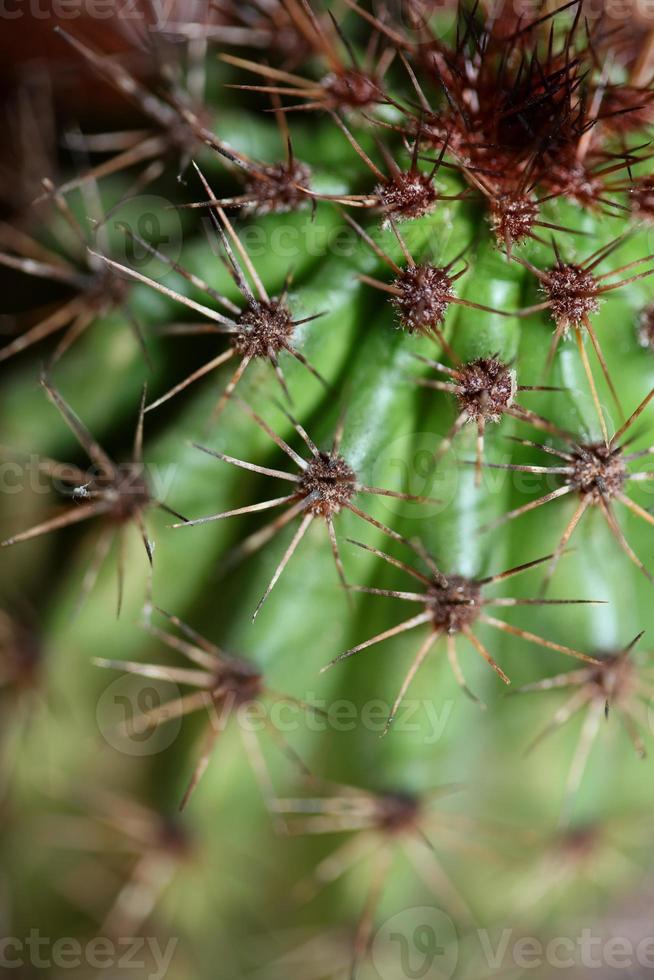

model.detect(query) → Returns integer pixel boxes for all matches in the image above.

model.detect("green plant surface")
[2,5,654,980]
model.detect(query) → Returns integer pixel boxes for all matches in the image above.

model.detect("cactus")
[2,3,654,978]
